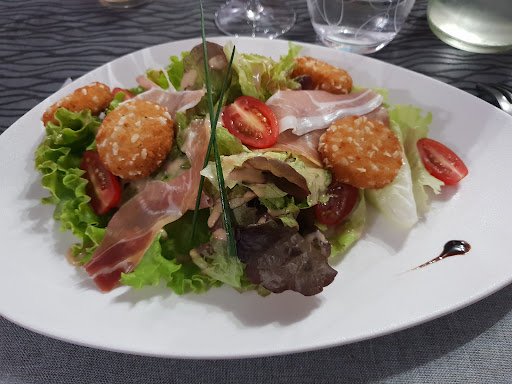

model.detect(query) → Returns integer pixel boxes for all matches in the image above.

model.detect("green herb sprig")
[190,3,237,258]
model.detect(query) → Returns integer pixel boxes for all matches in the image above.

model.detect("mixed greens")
[35,35,465,296]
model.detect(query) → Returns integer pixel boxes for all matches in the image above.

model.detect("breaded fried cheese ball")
[292,57,353,94]
[42,82,113,126]
[96,100,174,180]
[319,116,402,189]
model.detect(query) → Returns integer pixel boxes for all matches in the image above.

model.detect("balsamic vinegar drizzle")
[413,240,471,270]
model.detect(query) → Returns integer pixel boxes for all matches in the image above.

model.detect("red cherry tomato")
[417,138,468,185]
[79,151,122,215]
[315,180,359,226]
[112,87,135,99]
[222,96,279,149]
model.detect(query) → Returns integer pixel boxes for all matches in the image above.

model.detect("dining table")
[1,0,511,382]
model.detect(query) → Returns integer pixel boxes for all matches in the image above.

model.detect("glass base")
[317,36,392,55]
[428,18,512,54]
[215,0,296,39]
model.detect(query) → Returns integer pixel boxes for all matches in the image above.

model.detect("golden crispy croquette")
[319,116,402,189]
[42,82,113,126]
[292,56,353,95]
[96,100,174,180]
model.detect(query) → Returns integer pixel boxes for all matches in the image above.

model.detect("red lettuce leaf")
[235,220,337,296]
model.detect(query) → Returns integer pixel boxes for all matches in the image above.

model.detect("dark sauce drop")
[414,240,471,270]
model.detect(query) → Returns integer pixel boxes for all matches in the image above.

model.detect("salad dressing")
[413,240,471,270]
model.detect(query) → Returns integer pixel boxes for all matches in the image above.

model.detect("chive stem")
[190,3,237,259]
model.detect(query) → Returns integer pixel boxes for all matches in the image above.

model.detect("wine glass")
[215,0,296,38]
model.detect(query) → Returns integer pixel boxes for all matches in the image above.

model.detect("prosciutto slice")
[266,89,383,135]
[267,105,390,167]
[269,130,325,167]
[84,119,210,292]
[135,75,160,90]
[133,87,206,117]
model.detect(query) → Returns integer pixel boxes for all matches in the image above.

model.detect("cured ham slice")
[132,78,206,117]
[266,89,383,135]
[267,105,390,167]
[364,105,390,127]
[135,75,160,90]
[84,119,210,292]
[269,130,325,167]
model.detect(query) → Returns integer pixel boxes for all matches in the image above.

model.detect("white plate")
[1,37,511,359]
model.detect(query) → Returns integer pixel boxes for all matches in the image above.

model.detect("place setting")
[0,0,511,382]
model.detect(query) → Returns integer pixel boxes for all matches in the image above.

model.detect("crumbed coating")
[319,116,402,189]
[42,82,113,126]
[292,56,353,94]
[96,100,174,180]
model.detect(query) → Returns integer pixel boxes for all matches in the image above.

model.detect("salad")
[34,40,468,297]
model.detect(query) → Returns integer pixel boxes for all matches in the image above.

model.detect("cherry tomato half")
[79,150,122,215]
[417,138,468,185]
[315,180,359,226]
[222,96,279,149]
[112,87,135,99]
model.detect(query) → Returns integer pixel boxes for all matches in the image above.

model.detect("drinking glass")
[215,0,296,38]
[427,0,512,53]
[306,0,416,54]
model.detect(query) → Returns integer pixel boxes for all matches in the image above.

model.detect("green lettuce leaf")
[223,41,302,102]
[120,234,181,289]
[245,183,288,199]
[215,125,249,157]
[146,52,189,91]
[175,113,247,157]
[201,151,288,189]
[365,120,418,229]
[190,240,245,289]
[284,156,331,207]
[201,152,330,207]
[389,105,444,214]
[324,191,367,257]
[121,210,223,294]
[34,108,107,262]
[260,196,301,227]
[106,91,126,114]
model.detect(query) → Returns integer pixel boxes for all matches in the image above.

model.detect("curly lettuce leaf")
[224,41,302,102]
[35,108,107,262]
[190,240,245,289]
[120,234,181,289]
[39,108,100,151]
[121,210,223,294]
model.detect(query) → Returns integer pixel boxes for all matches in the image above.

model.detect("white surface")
[1,37,511,359]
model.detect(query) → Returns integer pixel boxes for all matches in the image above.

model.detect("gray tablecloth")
[1,1,511,382]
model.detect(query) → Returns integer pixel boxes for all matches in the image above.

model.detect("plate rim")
[1,36,512,359]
